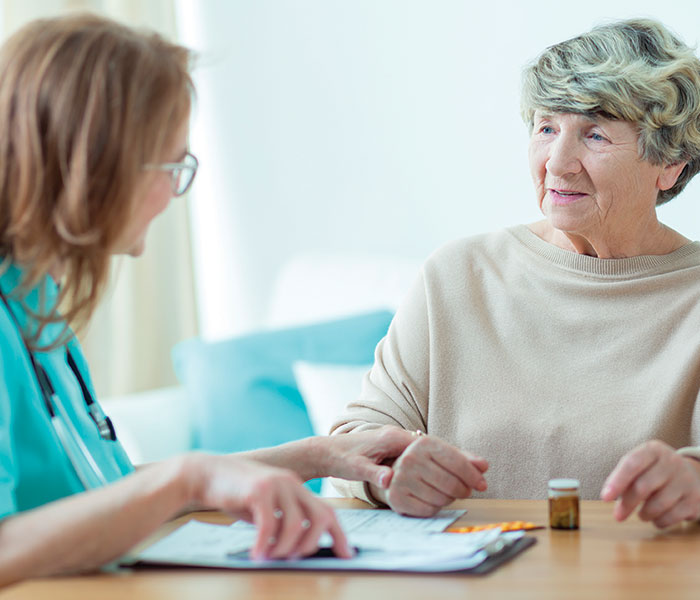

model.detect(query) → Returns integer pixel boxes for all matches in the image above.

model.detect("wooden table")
[2,498,699,599]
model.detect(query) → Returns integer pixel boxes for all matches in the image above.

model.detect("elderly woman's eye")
[589,132,607,142]
[540,126,555,134]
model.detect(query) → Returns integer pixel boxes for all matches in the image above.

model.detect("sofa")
[100,252,421,494]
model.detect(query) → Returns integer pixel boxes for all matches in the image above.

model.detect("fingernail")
[601,485,611,499]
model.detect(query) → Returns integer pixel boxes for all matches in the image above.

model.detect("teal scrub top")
[0,263,133,519]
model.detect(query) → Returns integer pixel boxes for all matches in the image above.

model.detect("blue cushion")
[171,310,393,488]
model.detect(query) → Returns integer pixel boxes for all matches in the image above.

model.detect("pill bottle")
[548,478,580,530]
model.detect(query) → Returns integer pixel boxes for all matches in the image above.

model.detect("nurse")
[0,14,415,586]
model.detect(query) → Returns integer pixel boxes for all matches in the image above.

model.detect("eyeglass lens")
[173,155,197,196]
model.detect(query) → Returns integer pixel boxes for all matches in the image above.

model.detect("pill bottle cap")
[548,478,580,490]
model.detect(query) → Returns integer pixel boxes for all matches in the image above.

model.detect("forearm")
[239,437,328,481]
[0,454,196,587]
[241,427,415,495]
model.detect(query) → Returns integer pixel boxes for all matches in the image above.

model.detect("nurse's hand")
[371,433,488,517]
[324,425,418,489]
[601,440,700,528]
[188,454,350,560]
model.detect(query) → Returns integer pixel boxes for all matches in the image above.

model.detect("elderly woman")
[331,18,700,529]
[0,14,418,586]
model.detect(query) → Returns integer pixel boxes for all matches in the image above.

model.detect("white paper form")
[130,508,526,573]
[336,508,464,534]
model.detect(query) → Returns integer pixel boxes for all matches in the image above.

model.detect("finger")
[379,426,423,455]
[325,509,352,559]
[601,445,661,502]
[390,490,444,518]
[290,513,325,558]
[267,491,306,559]
[395,446,470,500]
[422,459,474,499]
[389,462,458,513]
[294,503,351,559]
[652,494,700,529]
[399,475,457,508]
[613,458,673,522]
[638,483,683,523]
[426,439,488,491]
[348,459,394,489]
[249,494,278,560]
[405,437,486,493]
[463,451,489,474]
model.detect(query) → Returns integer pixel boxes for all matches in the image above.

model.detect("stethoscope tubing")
[51,412,109,489]
[0,287,115,490]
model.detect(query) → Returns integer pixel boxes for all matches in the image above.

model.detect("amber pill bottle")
[548,478,580,530]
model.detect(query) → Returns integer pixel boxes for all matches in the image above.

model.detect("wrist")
[298,436,330,480]
[175,452,206,508]
[677,447,700,475]
[367,482,390,507]
[682,455,700,476]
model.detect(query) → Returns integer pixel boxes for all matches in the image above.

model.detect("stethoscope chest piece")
[88,405,117,441]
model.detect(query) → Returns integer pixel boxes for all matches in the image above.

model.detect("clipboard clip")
[482,535,518,558]
[467,533,537,575]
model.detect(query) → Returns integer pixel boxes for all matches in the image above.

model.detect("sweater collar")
[509,225,700,278]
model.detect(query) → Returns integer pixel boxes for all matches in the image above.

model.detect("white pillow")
[100,385,191,465]
[292,361,372,496]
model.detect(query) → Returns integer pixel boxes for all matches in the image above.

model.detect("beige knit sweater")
[331,225,700,502]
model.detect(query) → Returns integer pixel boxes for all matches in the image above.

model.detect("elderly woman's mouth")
[548,189,587,204]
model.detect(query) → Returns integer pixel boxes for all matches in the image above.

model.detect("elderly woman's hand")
[373,434,488,517]
[601,440,700,528]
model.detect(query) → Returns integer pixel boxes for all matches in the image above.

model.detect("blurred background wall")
[2,0,700,395]
[177,0,700,340]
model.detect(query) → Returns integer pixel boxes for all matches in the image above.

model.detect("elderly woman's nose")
[546,137,582,177]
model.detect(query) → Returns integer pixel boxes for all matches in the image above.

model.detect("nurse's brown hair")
[0,13,193,347]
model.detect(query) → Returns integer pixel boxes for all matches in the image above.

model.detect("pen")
[226,546,361,560]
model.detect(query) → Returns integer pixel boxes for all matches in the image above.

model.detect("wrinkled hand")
[601,440,700,528]
[191,454,350,560]
[326,426,417,488]
[378,434,488,517]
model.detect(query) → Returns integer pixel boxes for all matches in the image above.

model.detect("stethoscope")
[0,289,117,490]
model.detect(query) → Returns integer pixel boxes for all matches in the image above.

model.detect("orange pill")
[447,520,543,533]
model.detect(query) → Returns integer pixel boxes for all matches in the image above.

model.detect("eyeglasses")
[144,151,199,197]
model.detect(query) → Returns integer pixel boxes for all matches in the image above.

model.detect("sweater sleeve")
[330,267,432,502]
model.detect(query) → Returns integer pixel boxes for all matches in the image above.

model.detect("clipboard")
[127,533,537,575]
[124,510,537,575]
[464,535,536,574]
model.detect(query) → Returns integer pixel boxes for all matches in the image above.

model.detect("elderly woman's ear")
[658,162,688,191]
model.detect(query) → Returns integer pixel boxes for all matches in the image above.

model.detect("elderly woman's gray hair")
[521,19,700,205]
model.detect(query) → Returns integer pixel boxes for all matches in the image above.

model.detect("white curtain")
[2,0,199,397]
